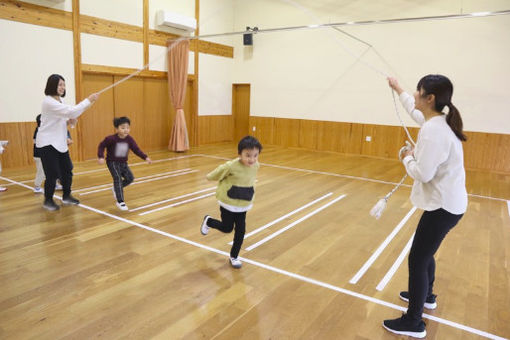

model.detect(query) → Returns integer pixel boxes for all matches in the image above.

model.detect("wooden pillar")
[72,0,83,161]
[143,0,149,67]
[192,0,200,147]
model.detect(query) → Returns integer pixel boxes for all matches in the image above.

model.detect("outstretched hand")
[387,77,404,95]
[98,158,105,164]
[88,93,99,103]
[145,157,152,164]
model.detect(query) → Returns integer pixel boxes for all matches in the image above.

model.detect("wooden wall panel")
[274,118,300,148]
[464,131,510,173]
[80,74,115,160]
[316,121,363,154]
[113,76,145,151]
[143,78,171,151]
[2,114,510,174]
[0,0,72,30]
[299,120,318,149]
[0,122,34,169]
[249,116,274,146]
[198,116,233,145]
[361,124,409,159]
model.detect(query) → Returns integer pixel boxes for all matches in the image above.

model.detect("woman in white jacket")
[383,75,468,338]
[36,74,99,211]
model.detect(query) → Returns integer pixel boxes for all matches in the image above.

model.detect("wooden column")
[143,0,149,67]
[72,0,83,161]
[192,0,200,147]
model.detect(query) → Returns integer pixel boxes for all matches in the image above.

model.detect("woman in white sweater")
[36,74,99,211]
[383,75,468,338]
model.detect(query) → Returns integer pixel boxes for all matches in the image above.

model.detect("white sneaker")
[229,257,242,269]
[201,215,211,235]
[34,186,43,194]
[116,201,128,211]
[55,183,63,191]
[0,186,7,192]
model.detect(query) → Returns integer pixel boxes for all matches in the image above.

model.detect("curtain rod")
[188,9,510,40]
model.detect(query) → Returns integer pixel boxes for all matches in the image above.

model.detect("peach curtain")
[167,39,190,152]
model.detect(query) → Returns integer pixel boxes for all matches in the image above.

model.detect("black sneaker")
[400,291,437,310]
[62,195,80,205]
[43,199,60,211]
[383,314,426,338]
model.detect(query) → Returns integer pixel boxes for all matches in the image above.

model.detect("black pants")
[39,145,73,201]
[207,207,246,258]
[107,161,134,203]
[407,208,463,322]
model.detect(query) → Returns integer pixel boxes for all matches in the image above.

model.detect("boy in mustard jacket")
[201,136,262,268]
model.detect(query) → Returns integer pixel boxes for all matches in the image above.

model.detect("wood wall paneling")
[299,120,318,149]
[0,0,72,30]
[464,131,510,173]
[80,74,115,160]
[198,116,233,145]
[274,118,300,148]
[249,116,274,146]
[143,78,171,151]
[113,76,145,150]
[0,122,34,169]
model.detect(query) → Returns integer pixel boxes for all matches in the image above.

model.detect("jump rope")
[91,0,422,219]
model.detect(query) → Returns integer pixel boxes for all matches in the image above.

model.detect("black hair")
[36,114,41,127]
[44,74,66,97]
[238,135,262,154]
[417,74,467,141]
[113,116,131,128]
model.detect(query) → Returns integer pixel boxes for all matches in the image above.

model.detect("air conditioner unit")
[156,10,197,32]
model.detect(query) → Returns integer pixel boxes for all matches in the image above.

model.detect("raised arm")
[388,77,425,126]
[43,93,98,119]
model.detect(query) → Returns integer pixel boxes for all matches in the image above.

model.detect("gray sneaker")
[43,199,60,211]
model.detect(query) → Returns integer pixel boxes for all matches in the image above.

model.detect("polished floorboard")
[1,143,509,339]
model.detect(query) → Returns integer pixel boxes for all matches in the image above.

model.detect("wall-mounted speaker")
[243,33,253,46]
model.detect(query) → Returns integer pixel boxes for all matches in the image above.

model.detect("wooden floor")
[1,143,509,339]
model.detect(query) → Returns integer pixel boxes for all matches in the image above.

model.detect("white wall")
[199,54,233,116]
[22,0,72,12]
[0,19,75,123]
[81,34,144,69]
[232,0,510,134]
[198,0,234,116]
[80,0,142,26]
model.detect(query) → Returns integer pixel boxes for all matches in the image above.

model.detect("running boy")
[98,117,151,210]
[200,135,262,268]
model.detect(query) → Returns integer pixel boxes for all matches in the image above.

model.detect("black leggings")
[107,161,134,203]
[207,207,246,258]
[407,208,463,322]
[39,145,73,201]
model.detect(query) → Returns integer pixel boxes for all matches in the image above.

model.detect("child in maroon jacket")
[98,116,151,210]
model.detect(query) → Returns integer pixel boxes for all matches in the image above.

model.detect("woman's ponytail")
[446,103,467,141]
